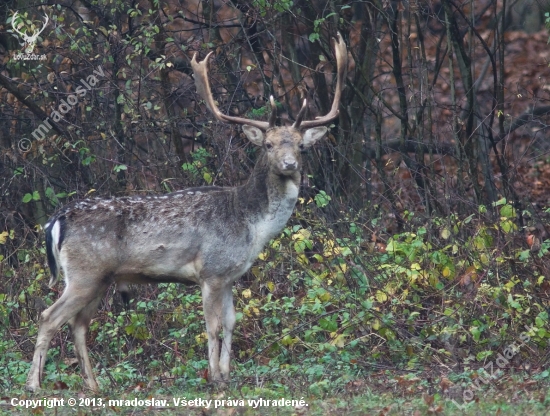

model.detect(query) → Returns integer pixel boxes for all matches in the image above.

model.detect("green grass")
[1,369,549,415]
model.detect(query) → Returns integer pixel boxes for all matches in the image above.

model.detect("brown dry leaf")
[133,381,146,392]
[439,377,453,392]
[520,379,537,389]
[345,379,366,393]
[375,242,387,253]
[427,404,444,414]
[53,380,69,390]
[378,405,392,416]
[458,266,477,286]
[423,393,434,405]
[396,376,420,387]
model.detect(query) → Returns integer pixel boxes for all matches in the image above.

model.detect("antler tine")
[11,12,26,38]
[191,52,271,131]
[292,99,307,129]
[268,96,277,128]
[299,32,348,129]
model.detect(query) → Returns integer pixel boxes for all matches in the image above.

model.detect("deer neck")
[238,152,299,228]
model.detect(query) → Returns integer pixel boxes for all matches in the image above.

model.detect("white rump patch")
[51,220,61,249]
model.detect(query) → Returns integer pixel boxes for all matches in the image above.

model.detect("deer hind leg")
[26,279,106,392]
[219,288,235,381]
[68,295,103,392]
[201,281,234,383]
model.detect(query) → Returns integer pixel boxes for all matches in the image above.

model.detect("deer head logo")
[11,12,49,54]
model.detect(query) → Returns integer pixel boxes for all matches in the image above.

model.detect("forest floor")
[1,371,549,415]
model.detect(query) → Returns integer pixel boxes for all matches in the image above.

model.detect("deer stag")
[26,33,347,392]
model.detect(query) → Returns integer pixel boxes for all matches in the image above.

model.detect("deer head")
[11,12,49,54]
[190,33,347,179]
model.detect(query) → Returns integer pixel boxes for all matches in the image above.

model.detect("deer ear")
[302,126,328,149]
[242,125,264,146]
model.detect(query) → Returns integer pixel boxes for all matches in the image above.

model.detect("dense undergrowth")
[1,195,549,411]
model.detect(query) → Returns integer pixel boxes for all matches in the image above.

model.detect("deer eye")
[265,142,273,150]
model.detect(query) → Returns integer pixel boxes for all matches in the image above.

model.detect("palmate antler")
[191,32,347,131]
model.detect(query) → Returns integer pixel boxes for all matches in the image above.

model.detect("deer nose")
[282,157,297,171]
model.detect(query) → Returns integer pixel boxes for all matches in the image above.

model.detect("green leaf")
[113,164,128,173]
[314,190,331,208]
[22,193,33,203]
[309,33,320,43]
[319,317,338,332]
[470,326,481,342]
[518,250,530,261]
[500,204,515,218]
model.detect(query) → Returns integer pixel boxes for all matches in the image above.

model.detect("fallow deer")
[26,33,347,392]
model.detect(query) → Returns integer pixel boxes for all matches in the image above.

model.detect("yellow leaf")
[242,289,252,299]
[313,254,324,262]
[376,290,388,302]
[372,319,380,330]
[318,291,331,302]
[480,253,489,264]
[297,254,309,265]
[330,333,347,348]
[0,231,8,245]
[98,26,109,37]
[292,229,311,240]
[267,281,275,292]
[442,266,451,278]
[258,252,267,260]
[281,335,297,346]
[441,228,451,239]
[411,263,421,271]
